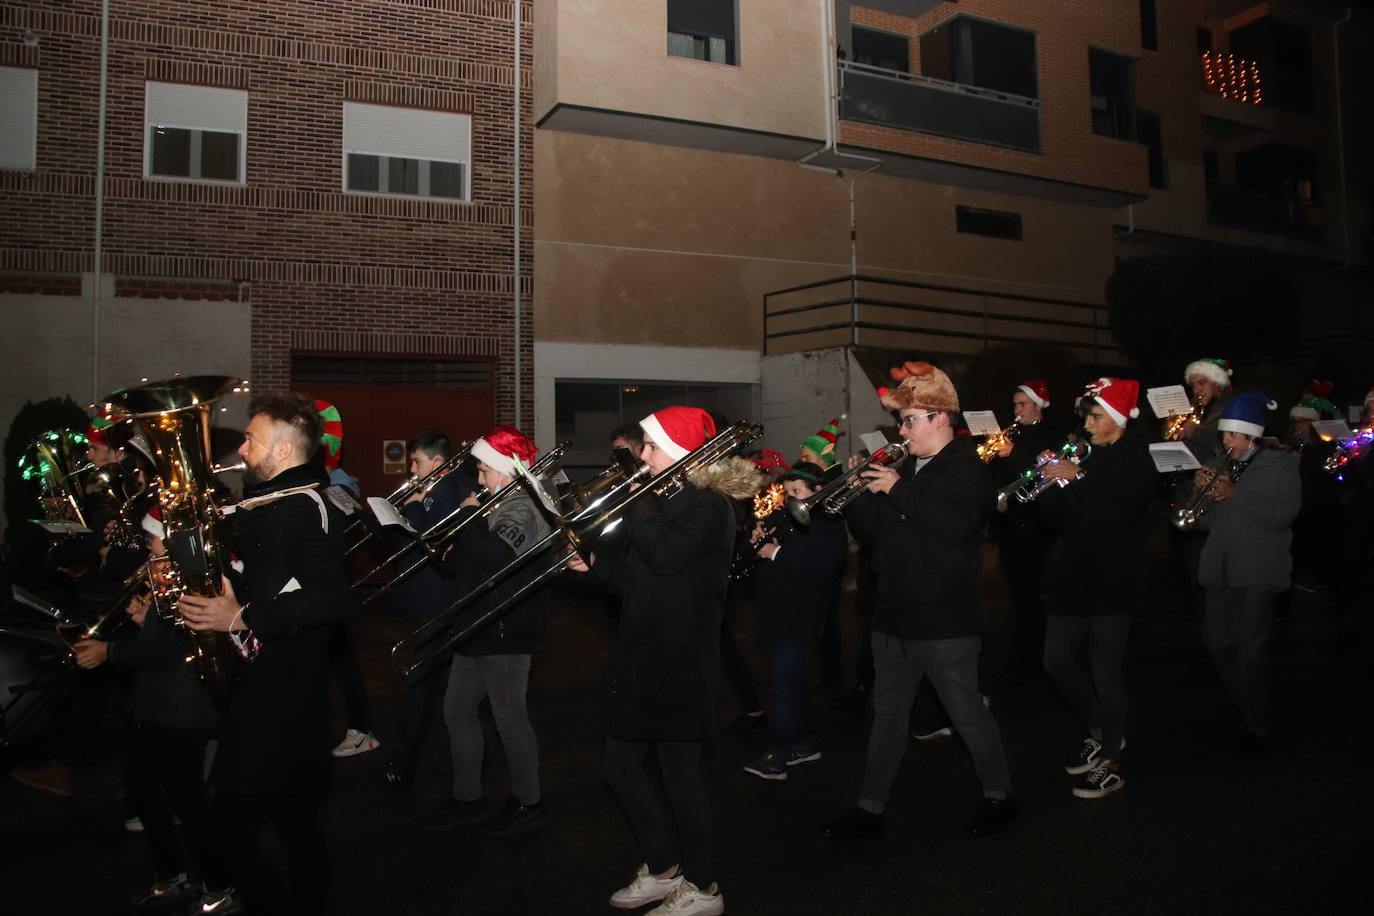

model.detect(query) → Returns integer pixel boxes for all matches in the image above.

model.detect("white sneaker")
[609,863,684,909]
[331,728,380,758]
[647,879,725,915]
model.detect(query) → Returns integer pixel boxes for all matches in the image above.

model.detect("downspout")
[799,0,838,173]
[512,0,523,424]
[92,0,110,401]
[848,160,881,344]
[1333,6,1352,268]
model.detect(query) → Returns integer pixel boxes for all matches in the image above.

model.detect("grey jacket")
[1198,445,1300,591]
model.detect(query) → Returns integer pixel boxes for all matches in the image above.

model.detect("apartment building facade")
[0,0,530,504]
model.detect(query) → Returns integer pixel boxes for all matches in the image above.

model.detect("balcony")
[1201,51,1263,105]
[837,61,1041,154]
[1206,183,1322,236]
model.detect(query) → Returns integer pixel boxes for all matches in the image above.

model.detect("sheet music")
[367,497,416,533]
[1311,420,1353,442]
[1148,442,1201,473]
[32,520,92,536]
[858,431,890,456]
[1146,385,1193,419]
[323,485,361,516]
[962,410,1002,437]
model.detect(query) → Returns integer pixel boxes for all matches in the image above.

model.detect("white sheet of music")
[859,431,890,457]
[324,485,361,516]
[1312,420,1353,442]
[367,497,416,533]
[1146,385,1192,419]
[962,411,1002,437]
[1148,442,1202,472]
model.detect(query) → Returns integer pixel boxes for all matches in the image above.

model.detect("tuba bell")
[19,429,95,534]
[101,375,249,704]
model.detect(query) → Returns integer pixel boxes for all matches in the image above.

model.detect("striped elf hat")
[314,400,344,470]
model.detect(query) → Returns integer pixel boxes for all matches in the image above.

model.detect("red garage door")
[292,353,493,501]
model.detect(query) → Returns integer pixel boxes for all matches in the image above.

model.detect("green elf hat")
[800,418,842,469]
[314,400,344,470]
[1183,357,1233,388]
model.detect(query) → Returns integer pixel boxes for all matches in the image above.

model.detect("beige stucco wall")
[535,129,1117,352]
[535,0,827,139]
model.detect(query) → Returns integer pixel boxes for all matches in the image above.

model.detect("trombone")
[352,443,569,607]
[344,441,474,557]
[390,420,763,678]
[786,441,907,526]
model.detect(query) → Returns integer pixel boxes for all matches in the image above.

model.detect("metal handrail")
[837,59,1041,110]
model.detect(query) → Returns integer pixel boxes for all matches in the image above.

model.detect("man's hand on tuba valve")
[179,575,243,632]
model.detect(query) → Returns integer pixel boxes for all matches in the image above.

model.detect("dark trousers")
[390,653,450,778]
[720,600,762,714]
[329,621,371,732]
[1044,614,1132,764]
[126,724,224,886]
[1203,587,1275,735]
[210,789,330,916]
[997,526,1050,667]
[767,639,818,755]
[604,738,714,890]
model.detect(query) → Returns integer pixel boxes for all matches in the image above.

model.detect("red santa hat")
[750,448,791,475]
[471,426,538,478]
[141,504,165,540]
[1081,377,1141,429]
[640,407,717,462]
[1018,380,1050,409]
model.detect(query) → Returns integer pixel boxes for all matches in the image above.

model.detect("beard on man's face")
[243,458,276,487]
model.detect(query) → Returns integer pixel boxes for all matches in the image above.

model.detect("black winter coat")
[212,461,352,797]
[755,513,848,645]
[390,470,478,621]
[590,482,735,742]
[844,436,994,641]
[107,611,219,732]
[1035,427,1155,616]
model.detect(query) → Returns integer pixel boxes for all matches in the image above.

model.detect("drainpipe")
[1333,6,1352,268]
[91,0,110,401]
[848,160,881,344]
[512,0,523,424]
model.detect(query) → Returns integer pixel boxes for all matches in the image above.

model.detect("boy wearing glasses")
[822,361,1017,841]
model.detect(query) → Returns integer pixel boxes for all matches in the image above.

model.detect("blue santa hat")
[1217,390,1278,439]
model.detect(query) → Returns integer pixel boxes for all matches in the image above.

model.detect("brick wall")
[0,0,535,426]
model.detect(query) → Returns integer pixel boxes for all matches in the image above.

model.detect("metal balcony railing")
[837,60,1041,153]
[763,275,1115,363]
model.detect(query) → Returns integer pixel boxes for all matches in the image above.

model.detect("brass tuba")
[19,429,94,533]
[101,375,249,703]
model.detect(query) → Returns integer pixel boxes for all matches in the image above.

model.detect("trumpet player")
[1035,378,1153,799]
[1193,393,1299,754]
[422,427,552,836]
[176,392,353,916]
[822,361,1017,842]
[741,463,848,782]
[1173,358,1236,617]
[569,406,744,916]
[379,428,478,787]
[988,380,1063,681]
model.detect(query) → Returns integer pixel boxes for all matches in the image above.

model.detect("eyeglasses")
[899,412,936,429]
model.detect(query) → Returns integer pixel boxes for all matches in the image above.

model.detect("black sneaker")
[419,797,489,832]
[741,752,787,781]
[820,806,884,842]
[967,797,1020,838]
[188,887,244,914]
[478,796,550,836]
[1064,736,1127,775]
[132,872,193,908]
[1072,763,1125,799]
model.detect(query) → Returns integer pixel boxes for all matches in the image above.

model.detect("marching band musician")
[822,361,1018,842]
[177,392,353,916]
[421,427,552,836]
[1173,358,1236,617]
[1285,386,1341,591]
[570,406,750,916]
[1192,392,1300,754]
[987,380,1063,681]
[741,462,848,782]
[380,428,479,787]
[1035,378,1154,799]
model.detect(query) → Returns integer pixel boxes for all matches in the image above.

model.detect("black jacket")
[589,482,735,741]
[755,512,848,645]
[107,611,219,732]
[844,435,994,640]
[988,417,1067,538]
[1035,427,1155,616]
[441,489,552,657]
[390,470,478,621]
[212,461,352,797]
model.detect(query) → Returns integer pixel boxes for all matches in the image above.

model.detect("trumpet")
[352,443,569,604]
[976,423,1019,463]
[1163,399,1202,441]
[1171,454,1249,531]
[390,420,763,678]
[786,442,907,526]
[996,438,1091,511]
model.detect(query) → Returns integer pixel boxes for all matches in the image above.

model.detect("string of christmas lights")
[1201,51,1263,105]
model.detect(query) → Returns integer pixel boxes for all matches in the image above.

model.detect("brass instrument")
[1171,452,1251,532]
[344,441,475,556]
[1163,399,1202,441]
[995,438,1092,511]
[728,483,789,581]
[787,442,907,526]
[101,375,249,703]
[1324,422,1374,480]
[353,443,570,605]
[19,430,93,533]
[390,420,763,678]
[976,423,1019,463]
